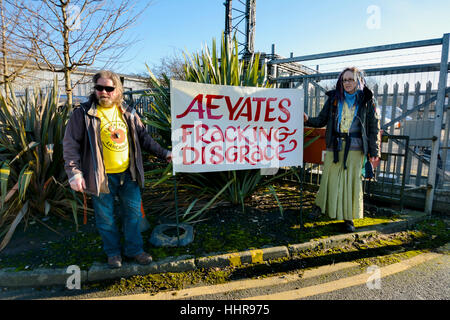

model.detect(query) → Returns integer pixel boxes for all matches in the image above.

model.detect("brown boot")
[107,255,122,269]
[132,252,153,265]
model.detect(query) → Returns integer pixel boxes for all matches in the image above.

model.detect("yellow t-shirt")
[340,101,355,133]
[97,105,130,173]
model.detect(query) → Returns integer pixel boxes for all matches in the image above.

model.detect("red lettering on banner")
[234,97,253,121]
[225,126,237,142]
[277,127,297,142]
[264,97,277,122]
[210,145,224,164]
[177,94,204,119]
[250,145,263,163]
[181,124,194,143]
[182,146,198,165]
[264,145,275,161]
[239,145,253,165]
[178,123,297,146]
[225,96,243,120]
[225,146,238,162]
[176,94,294,123]
[252,97,266,121]
[195,124,210,143]
[205,95,224,120]
[210,125,225,142]
[275,146,285,160]
[178,141,297,165]
[278,98,291,123]
[259,127,273,142]
[236,125,251,144]
[279,140,298,154]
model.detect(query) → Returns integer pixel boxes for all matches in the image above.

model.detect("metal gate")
[365,134,410,211]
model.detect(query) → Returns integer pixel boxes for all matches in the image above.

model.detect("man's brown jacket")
[63,100,169,196]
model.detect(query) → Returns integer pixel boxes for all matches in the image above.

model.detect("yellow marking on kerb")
[250,249,264,264]
[229,253,241,267]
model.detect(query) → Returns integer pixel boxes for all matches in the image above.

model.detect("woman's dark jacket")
[305,86,380,158]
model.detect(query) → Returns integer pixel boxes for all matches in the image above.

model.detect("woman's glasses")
[342,78,355,83]
[94,85,115,92]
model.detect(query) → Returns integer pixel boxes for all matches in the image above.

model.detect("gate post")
[303,78,309,116]
[425,33,449,215]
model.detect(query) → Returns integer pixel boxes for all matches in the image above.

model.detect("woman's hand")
[369,156,380,169]
[303,112,308,122]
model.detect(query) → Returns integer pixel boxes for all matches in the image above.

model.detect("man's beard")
[98,96,120,108]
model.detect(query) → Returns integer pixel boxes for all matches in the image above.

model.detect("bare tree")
[148,51,186,88]
[10,0,149,106]
[0,0,33,97]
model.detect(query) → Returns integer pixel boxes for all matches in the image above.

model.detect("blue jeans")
[91,170,144,258]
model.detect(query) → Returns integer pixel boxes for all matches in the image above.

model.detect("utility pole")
[245,0,256,55]
[223,0,256,56]
[224,0,232,46]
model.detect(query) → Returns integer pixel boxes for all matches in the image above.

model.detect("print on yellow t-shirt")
[97,105,130,173]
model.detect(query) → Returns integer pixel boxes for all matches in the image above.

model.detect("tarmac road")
[0,250,448,305]
[95,251,448,301]
[302,252,449,300]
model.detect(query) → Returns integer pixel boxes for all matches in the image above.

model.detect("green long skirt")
[315,143,365,221]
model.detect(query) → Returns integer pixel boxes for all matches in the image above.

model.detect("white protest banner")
[170,80,303,173]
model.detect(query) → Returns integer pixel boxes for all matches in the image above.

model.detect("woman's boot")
[343,220,355,233]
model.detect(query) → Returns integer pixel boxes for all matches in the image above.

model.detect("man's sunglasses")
[94,85,115,92]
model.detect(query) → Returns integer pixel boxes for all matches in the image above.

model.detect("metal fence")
[123,89,158,135]
[269,33,450,214]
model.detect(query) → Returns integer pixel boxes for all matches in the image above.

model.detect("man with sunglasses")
[63,70,172,268]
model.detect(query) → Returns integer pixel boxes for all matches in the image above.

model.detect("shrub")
[0,81,83,251]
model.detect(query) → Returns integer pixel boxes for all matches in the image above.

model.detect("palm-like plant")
[0,81,83,251]
[182,35,267,87]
